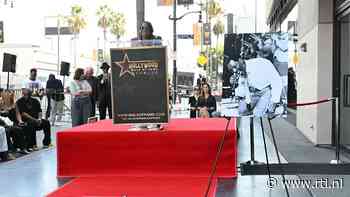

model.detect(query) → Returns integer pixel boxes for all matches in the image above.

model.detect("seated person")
[0,89,28,154]
[0,109,28,154]
[197,83,217,118]
[0,126,15,161]
[16,87,52,150]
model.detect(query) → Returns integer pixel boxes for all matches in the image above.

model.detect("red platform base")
[52,118,237,196]
[47,176,218,197]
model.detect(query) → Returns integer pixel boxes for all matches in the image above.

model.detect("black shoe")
[0,153,15,161]
[19,149,30,154]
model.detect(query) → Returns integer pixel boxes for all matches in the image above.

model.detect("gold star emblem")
[115,54,135,77]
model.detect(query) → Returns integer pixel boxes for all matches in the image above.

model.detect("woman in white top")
[69,68,92,127]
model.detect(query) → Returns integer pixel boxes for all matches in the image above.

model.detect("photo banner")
[110,46,168,124]
[221,32,289,118]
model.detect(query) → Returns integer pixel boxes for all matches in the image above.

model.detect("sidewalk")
[264,117,350,197]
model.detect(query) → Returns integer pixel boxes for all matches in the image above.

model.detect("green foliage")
[207,0,222,18]
[96,5,114,30]
[110,12,126,39]
[96,5,126,40]
[210,45,224,64]
[66,5,87,35]
[212,20,224,37]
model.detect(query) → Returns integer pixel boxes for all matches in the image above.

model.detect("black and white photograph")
[221,32,288,118]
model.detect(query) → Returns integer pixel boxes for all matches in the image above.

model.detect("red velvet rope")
[173,99,335,110]
[288,98,334,107]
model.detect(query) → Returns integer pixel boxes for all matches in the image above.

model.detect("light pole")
[57,17,61,76]
[169,5,202,104]
[254,0,257,33]
[172,0,177,105]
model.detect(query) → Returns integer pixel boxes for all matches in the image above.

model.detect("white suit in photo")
[245,58,283,116]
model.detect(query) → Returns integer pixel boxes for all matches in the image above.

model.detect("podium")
[110,41,169,125]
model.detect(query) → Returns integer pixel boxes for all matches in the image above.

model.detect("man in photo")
[228,58,283,117]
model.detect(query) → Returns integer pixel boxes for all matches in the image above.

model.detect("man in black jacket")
[16,88,52,150]
[97,62,112,120]
[46,74,64,124]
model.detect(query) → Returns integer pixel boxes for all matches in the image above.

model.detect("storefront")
[335,0,350,146]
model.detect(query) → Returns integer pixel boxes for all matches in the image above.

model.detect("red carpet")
[47,176,217,197]
[51,118,237,197]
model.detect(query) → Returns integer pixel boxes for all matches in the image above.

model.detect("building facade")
[267,0,350,147]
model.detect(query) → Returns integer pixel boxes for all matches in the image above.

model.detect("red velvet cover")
[57,118,237,178]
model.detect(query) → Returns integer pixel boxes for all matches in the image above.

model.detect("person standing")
[24,68,44,100]
[198,83,217,118]
[131,21,162,46]
[188,87,200,118]
[97,63,112,120]
[85,67,99,117]
[46,74,64,126]
[69,68,92,127]
[45,75,54,119]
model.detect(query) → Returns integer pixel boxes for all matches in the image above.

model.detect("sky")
[0,0,269,82]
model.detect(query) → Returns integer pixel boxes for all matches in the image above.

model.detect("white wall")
[297,0,333,144]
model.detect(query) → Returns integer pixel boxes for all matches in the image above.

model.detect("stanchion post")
[245,117,260,164]
[6,71,10,90]
[62,76,66,89]
[250,117,255,162]
[331,97,342,164]
[336,97,341,163]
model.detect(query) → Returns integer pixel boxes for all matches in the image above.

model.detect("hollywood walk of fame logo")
[113,53,160,78]
[114,53,135,77]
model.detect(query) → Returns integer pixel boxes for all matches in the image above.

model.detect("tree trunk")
[103,28,107,61]
[74,33,78,70]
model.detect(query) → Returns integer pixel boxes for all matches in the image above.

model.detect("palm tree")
[110,11,126,41]
[209,45,224,89]
[205,0,222,80]
[97,5,113,59]
[212,19,224,48]
[66,5,87,69]
[207,0,222,19]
